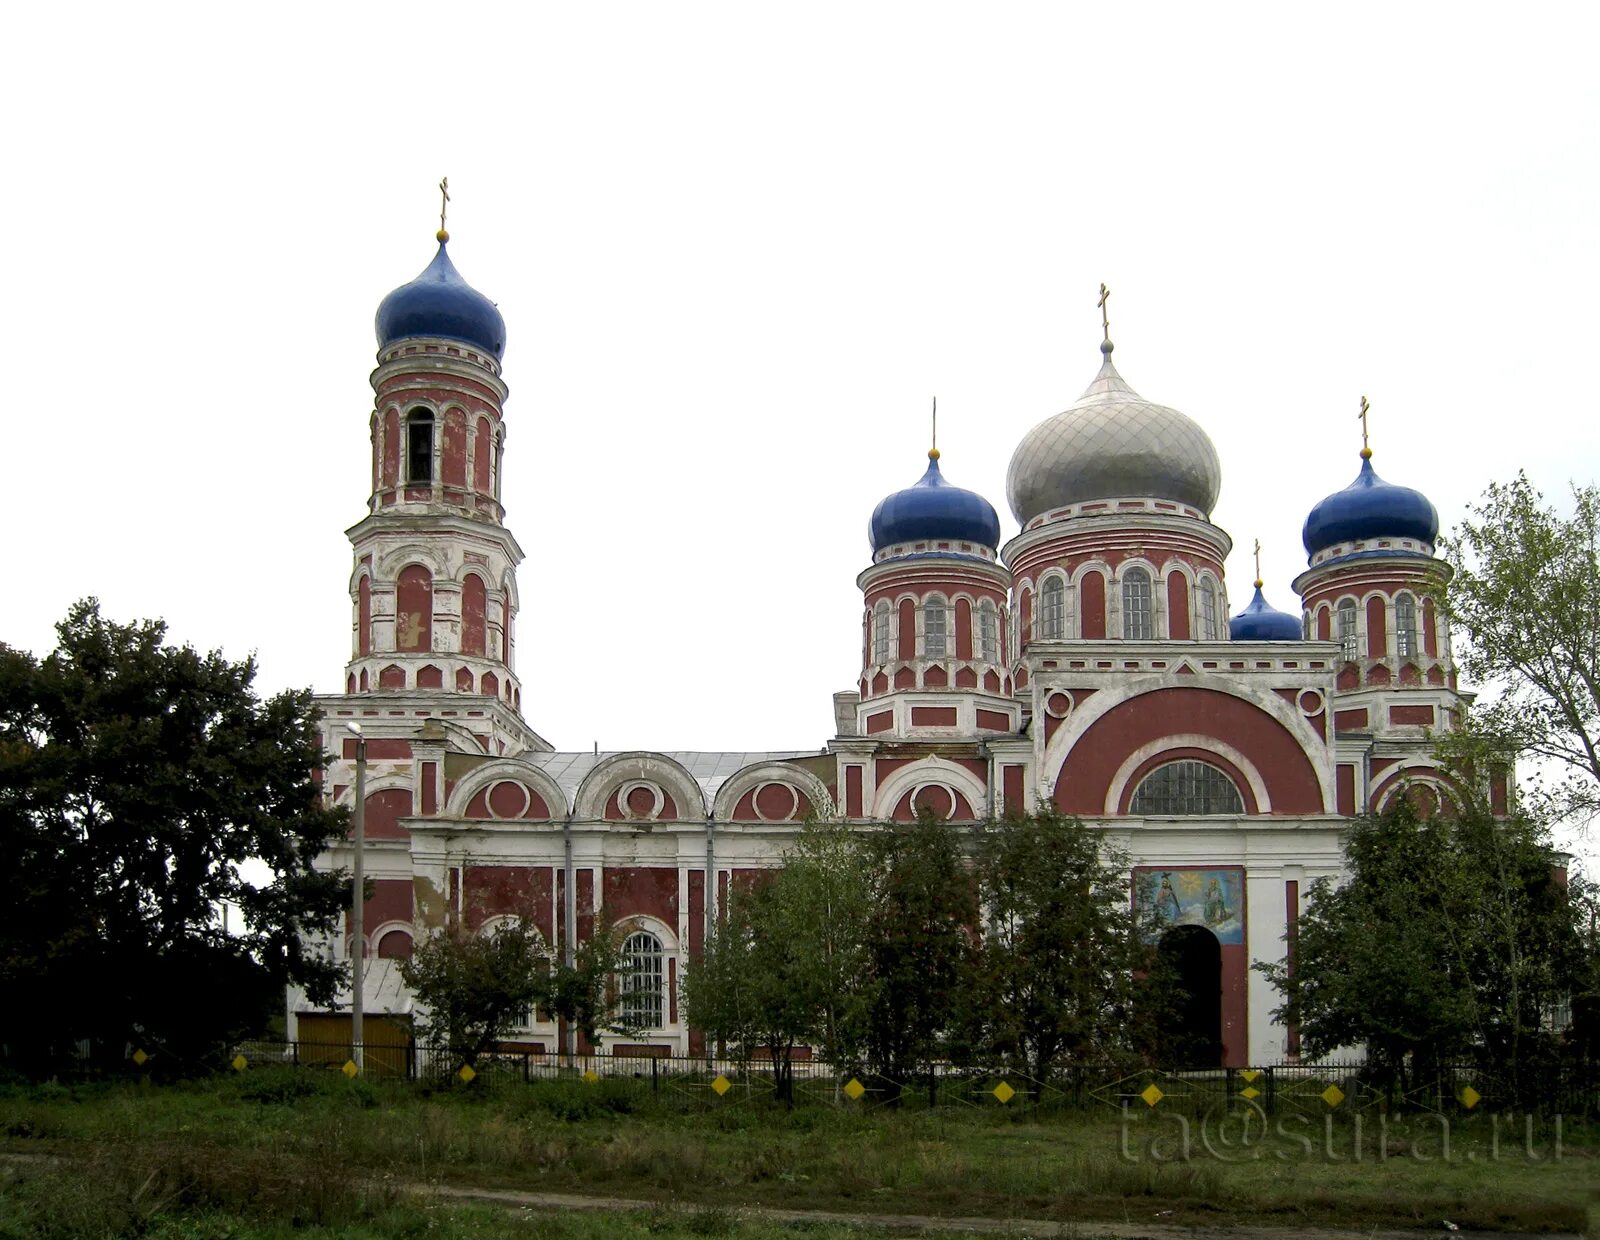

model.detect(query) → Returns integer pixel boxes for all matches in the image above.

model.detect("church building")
[291,222,1483,1068]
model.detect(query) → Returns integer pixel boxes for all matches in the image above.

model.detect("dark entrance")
[1159,925,1222,1068]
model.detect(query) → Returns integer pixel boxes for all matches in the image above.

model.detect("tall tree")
[683,878,813,1098]
[1261,797,1591,1101]
[0,600,347,1067]
[683,822,873,1095]
[1441,473,1600,823]
[968,809,1162,1089]
[862,814,977,1093]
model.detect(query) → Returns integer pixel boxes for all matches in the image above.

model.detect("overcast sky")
[4,6,1597,809]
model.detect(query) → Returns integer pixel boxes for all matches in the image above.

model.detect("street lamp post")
[347,722,367,1073]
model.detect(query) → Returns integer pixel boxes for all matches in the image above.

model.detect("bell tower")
[338,200,546,756]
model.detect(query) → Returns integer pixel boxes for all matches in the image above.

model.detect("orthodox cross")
[930,397,938,458]
[438,177,450,235]
[1253,539,1262,587]
[1358,395,1371,456]
[1098,283,1111,343]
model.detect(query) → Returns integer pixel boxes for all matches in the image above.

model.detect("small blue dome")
[869,453,1001,554]
[1302,455,1438,557]
[375,242,506,359]
[1230,586,1303,642]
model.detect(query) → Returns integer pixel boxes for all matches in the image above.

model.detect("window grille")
[873,602,891,664]
[619,931,664,1027]
[1130,760,1245,815]
[1123,568,1153,640]
[1338,600,1358,662]
[1040,579,1065,640]
[1198,578,1217,640]
[979,601,999,662]
[923,597,948,658]
[1395,593,1416,659]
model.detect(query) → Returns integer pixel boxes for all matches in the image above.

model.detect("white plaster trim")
[1038,676,1335,811]
[445,758,569,819]
[871,756,988,820]
[573,752,708,820]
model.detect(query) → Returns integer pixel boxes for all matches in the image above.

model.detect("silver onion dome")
[1006,342,1222,525]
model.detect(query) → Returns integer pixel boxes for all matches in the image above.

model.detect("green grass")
[0,1072,1590,1236]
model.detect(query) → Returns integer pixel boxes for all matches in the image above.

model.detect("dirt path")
[422,1182,1582,1240]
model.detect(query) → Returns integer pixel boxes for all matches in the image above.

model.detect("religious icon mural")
[1133,867,1245,944]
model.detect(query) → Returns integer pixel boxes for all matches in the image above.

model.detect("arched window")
[461,574,488,657]
[406,408,434,484]
[396,564,433,653]
[1040,577,1066,640]
[978,600,999,662]
[1130,760,1245,815]
[923,595,948,658]
[1122,568,1153,640]
[1337,599,1358,662]
[1197,577,1218,641]
[619,930,665,1027]
[873,601,892,664]
[1395,593,1417,659]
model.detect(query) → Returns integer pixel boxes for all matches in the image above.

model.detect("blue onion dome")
[1007,341,1222,524]
[869,450,1002,554]
[1230,584,1302,641]
[1302,451,1439,557]
[375,238,506,359]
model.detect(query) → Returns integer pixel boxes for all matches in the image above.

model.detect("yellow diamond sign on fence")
[231,1054,247,1072]
[341,1060,359,1078]
[132,1049,149,1066]
[1320,1083,1345,1108]
[1240,1086,1260,1100]
[1461,1086,1481,1110]
[1140,1083,1164,1108]
[992,1081,1016,1104]
[458,1064,476,1084]
[582,1069,599,1084]
[1240,1069,1261,1083]
[843,1077,866,1101]
[711,1074,732,1096]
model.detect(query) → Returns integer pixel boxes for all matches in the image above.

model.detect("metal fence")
[212,1041,1598,1117]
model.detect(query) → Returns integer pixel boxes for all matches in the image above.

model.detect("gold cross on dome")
[439,177,450,233]
[1098,283,1111,343]
[1253,539,1263,587]
[1358,395,1371,455]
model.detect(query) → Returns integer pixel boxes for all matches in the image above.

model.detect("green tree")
[862,814,977,1095]
[683,821,873,1098]
[400,918,551,1069]
[0,600,347,1068]
[1440,473,1600,823]
[781,821,874,1072]
[547,912,646,1054]
[1261,797,1590,1101]
[968,808,1162,1089]
[684,877,812,1099]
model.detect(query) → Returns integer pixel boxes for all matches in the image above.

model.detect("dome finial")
[436,176,451,243]
[1098,282,1114,355]
[929,396,939,460]
[1358,394,1372,459]
[1253,538,1264,590]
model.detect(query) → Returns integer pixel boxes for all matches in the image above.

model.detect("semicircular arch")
[574,752,707,821]
[1048,682,1330,816]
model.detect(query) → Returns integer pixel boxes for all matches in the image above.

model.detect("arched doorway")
[1160,925,1222,1068]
